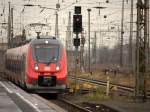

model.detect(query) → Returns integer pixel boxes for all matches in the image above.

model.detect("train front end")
[26,38,67,93]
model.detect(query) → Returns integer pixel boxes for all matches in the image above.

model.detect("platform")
[0,78,66,112]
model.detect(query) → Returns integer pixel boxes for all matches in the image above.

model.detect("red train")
[5,36,67,93]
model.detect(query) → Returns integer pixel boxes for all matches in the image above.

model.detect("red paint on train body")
[5,37,67,93]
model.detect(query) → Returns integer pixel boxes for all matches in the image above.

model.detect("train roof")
[6,36,64,56]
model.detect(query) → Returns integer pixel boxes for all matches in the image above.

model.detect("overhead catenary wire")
[0,0,137,44]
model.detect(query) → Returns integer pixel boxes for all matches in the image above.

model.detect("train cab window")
[33,44,59,63]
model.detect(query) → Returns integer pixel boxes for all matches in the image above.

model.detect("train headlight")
[34,63,39,70]
[56,64,61,71]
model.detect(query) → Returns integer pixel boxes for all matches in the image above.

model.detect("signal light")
[73,14,82,33]
[73,38,80,46]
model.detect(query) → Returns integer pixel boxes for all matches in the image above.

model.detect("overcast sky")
[0,0,149,48]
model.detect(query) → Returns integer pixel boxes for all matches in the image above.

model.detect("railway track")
[57,97,119,112]
[68,75,150,97]
[56,97,93,112]
[37,94,93,112]
[35,93,119,112]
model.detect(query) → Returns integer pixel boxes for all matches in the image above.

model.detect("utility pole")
[55,11,58,38]
[91,32,97,70]
[129,0,133,68]
[80,30,85,72]
[135,0,149,102]
[116,25,120,65]
[55,3,60,38]
[66,12,72,72]
[87,9,91,74]
[148,1,150,66]
[10,7,13,48]
[7,2,11,48]
[67,12,72,50]
[120,0,125,67]
[93,32,97,66]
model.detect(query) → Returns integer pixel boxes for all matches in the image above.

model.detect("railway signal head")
[73,38,80,46]
[73,14,82,33]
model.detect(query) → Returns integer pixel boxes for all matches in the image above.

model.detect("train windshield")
[33,44,59,63]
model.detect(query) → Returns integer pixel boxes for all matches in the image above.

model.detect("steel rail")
[58,97,93,112]
[33,93,93,112]
[68,75,150,96]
